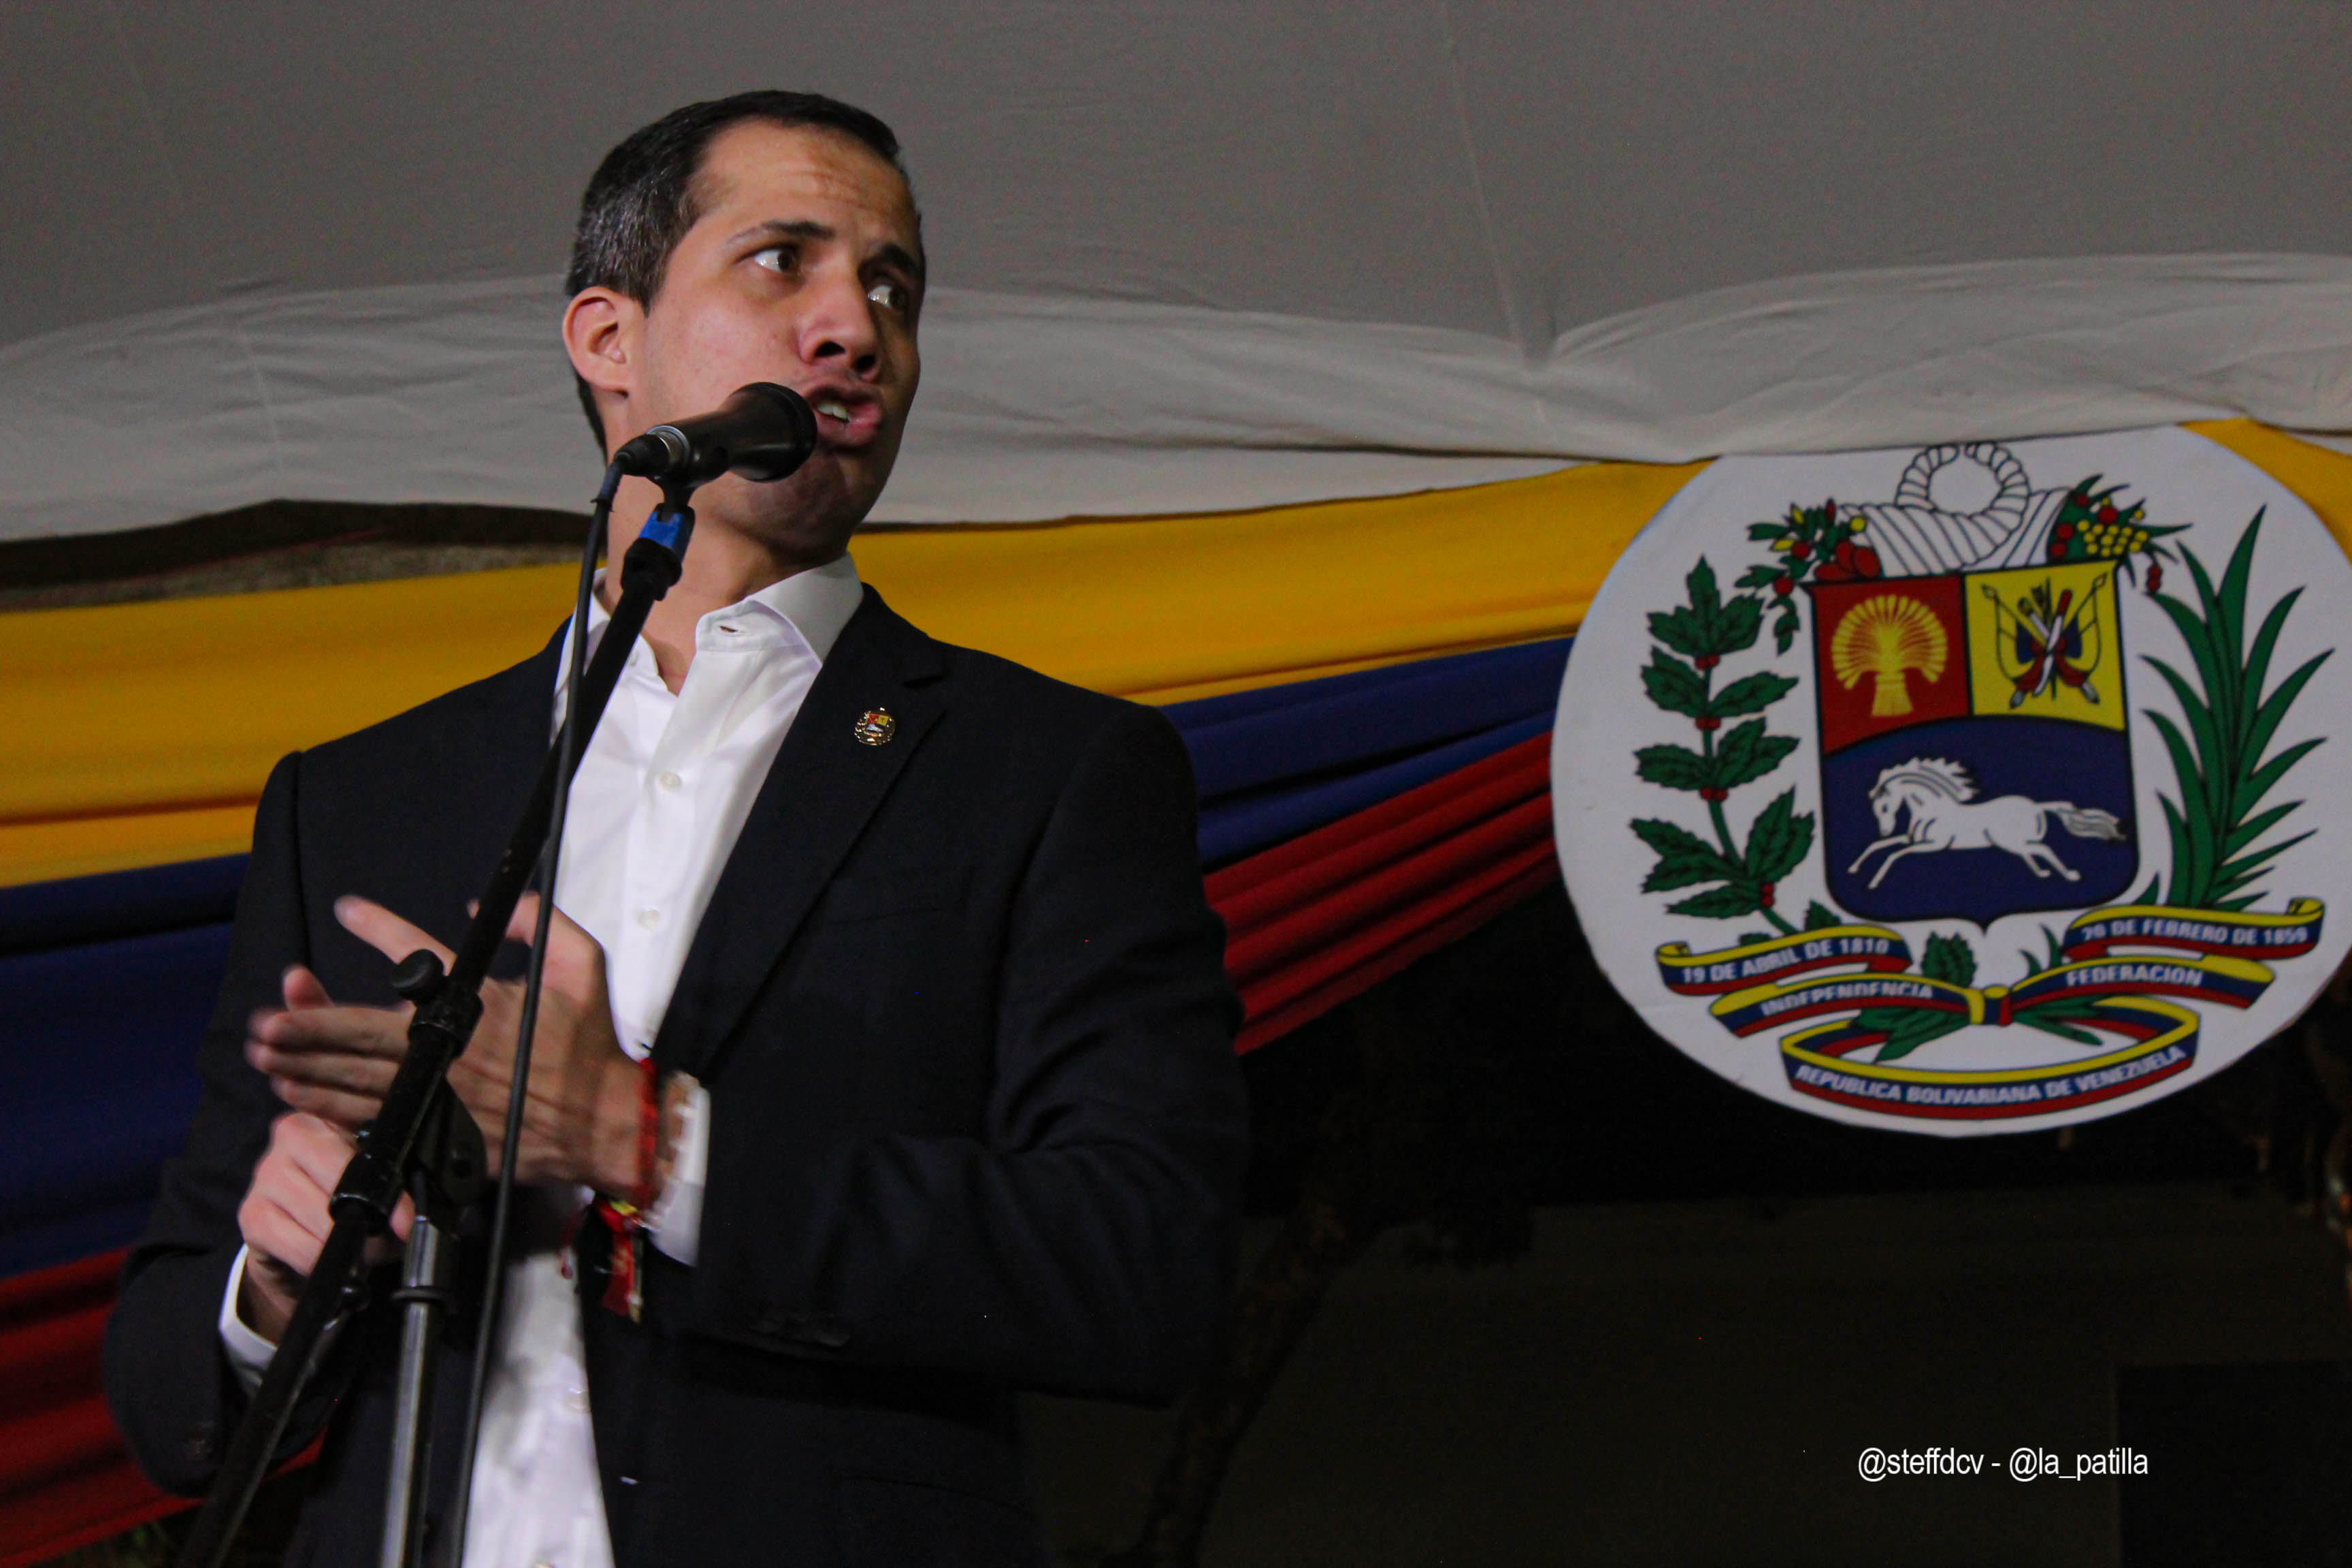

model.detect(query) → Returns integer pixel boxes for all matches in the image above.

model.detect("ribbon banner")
[1658,900,2321,1119]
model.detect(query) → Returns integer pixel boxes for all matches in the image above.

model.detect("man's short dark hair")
[565,91,913,451]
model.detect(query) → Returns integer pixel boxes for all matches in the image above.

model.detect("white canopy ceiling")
[7,2,2352,536]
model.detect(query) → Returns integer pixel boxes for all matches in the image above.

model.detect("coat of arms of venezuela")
[1552,427,2352,1133]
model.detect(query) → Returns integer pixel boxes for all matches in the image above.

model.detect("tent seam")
[101,0,288,487]
[1433,0,1521,355]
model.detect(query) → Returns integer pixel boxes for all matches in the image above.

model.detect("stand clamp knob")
[390,949,448,1004]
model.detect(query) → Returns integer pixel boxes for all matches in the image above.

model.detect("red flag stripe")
[0,730,1574,1560]
[1208,730,1561,1050]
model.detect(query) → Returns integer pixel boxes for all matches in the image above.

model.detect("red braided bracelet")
[584,1054,663,1320]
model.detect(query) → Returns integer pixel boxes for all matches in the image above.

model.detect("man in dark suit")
[104,91,1247,1567]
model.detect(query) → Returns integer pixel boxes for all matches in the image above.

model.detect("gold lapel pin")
[852,708,897,746]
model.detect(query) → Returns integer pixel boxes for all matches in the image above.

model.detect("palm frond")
[2142,514,2321,911]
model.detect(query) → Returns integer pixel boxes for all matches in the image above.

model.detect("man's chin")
[708,458,878,564]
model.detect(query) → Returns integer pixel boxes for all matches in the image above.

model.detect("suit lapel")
[653,587,949,1079]
[440,626,566,941]
[487,627,566,832]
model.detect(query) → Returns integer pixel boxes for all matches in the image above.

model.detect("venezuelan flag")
[1,422,2346,1562]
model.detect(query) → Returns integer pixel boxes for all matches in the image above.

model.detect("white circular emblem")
[1553,427,2352,1134]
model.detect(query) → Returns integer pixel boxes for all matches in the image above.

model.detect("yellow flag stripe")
[0,460,1699,887]
[5,417,2347,891]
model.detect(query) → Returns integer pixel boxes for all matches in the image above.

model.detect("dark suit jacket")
[104,585,1248,1567]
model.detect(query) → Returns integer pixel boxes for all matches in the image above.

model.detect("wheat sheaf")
[1831,594,1948,717]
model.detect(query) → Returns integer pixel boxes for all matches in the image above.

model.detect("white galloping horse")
[1848,757,2125,889]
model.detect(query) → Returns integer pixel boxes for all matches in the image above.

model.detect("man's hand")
[235,1111,412,1344]
[244,894,646,1194]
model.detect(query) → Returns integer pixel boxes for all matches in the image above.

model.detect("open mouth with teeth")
[800,387,881,450]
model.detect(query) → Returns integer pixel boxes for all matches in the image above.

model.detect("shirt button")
[717,623,740,635]
[656,770,683,793]
[636,908,662,930]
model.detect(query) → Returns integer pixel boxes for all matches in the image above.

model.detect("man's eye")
[751,246,794,274]
[867,280,909,312]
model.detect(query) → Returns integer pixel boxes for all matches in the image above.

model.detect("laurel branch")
[1629,558,1813,935]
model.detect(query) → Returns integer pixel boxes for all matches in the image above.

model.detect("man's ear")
[563,287,640,409]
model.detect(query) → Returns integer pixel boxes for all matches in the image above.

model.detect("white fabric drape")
[5,253,2351,540]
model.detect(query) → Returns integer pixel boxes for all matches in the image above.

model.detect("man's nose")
[798,267,881,374]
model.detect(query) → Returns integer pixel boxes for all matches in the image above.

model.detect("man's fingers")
[502,892,610,993]
[250,1002,411,1060]
[244,1197,325,1278]
[242,1117,344,1277]
[250,1031,401,1093]
[277,1112,361,1190]
[504,892,595,956]
[251,1188,407,1276]
[336,895,453,970]
[269,1079,385,1130]
[281,964,334,1012]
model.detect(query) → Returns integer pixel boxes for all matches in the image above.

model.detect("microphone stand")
[377,1090,484,1568]
[176,478,700,1568]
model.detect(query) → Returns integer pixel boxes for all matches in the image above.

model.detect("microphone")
[613,382,820,486]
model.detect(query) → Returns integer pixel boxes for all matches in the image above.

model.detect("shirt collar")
[721,551,864,662]
[558,553,864,695]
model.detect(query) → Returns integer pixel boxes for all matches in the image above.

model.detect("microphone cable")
[439,455,620,1565]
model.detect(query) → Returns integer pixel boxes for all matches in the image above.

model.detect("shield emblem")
[1811,560,2138,924]
[1556,429,2352,1135]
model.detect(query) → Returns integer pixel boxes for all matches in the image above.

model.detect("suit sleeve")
[690,703,1248,1401]
[103,752,348,1491]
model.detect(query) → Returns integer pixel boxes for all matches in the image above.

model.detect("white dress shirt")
[218,553,866,1568]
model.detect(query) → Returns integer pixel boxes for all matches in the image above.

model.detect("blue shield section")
[1820,715,2139,926]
